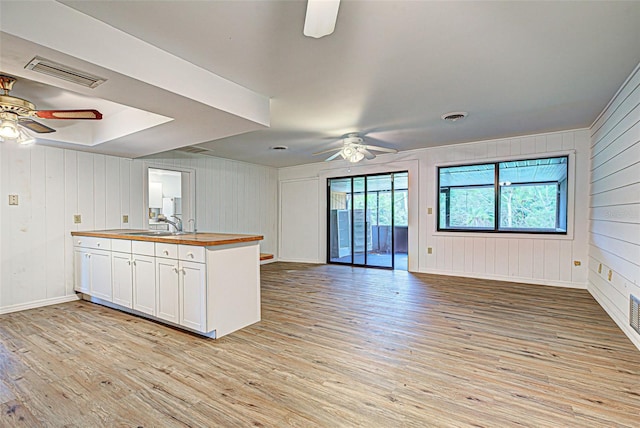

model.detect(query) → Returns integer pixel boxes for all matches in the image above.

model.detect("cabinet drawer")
[156,243,178,259]
[132,241,155,256]
[179,245,205,263]
[74,237,111,250]
[111,239,132,253]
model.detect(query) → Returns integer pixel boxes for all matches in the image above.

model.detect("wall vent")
[631,294,640,335]
[24,57,107,89]
[175,145,216,156]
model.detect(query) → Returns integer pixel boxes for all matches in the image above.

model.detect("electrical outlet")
[608,270,612,281]
[8,194,18,205]
[598,263,602,274]
[427,207,433,215]
[573,260,581,266]
[122,215,129,224]
[427,247,433,254]
[74,214,82,224]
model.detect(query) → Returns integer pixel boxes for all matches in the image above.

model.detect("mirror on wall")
[148,168,183,230]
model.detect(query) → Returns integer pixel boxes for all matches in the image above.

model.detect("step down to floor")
[260,253,274,261]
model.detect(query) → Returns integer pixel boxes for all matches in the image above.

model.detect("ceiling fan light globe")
[342,146,355,157]
[0,120,19,139]
[349,151,365,163]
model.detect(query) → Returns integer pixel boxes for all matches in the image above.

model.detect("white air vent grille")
[25,57,106,88]
[631,294,640,335]
[175,145,216,156]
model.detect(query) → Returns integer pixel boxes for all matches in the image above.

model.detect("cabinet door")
[112,252,133,308]
[180,261,206,331]
[133,255,156,316]
[90,249,113,301]
[74,248,90,293]
[156,258,179,323]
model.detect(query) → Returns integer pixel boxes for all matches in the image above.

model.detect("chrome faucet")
[157,214,182,232]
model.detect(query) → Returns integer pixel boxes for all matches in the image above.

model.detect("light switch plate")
[427,207,433,215]
[74,214,82,224]
[122,215,129,223]
[8,194,18,205]
[427,247,433,254]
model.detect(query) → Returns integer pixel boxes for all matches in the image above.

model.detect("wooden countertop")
[71,229,263,247]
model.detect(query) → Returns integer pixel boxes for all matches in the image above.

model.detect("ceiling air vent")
[175,145,216,156]
[24,57,107,89]
[441,112,468,122]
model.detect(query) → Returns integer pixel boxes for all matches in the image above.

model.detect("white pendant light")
[0,112,20,139]
[304,0,340,39]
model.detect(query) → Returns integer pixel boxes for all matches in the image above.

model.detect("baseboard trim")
[418,268,587,289]
[0,294,80,315]
[588,284,640,352]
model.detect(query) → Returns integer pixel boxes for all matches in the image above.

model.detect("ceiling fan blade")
[364,144,398,154]
[18,118,55,134]
[360,148,376,160]
[313,147,341,156]
[325,151,342,162]
[35,109,103,120]
[304,0,340,38]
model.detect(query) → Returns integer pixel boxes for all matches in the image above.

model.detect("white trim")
[0,294,80,315]
[590,62,640,130]
[142,162,196,231]
[588,283,640,352]
[433,150,577,240]
[420,268,587,290]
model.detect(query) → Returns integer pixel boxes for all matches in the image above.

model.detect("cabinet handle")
[163,250,169,256]
[187,252,194,258]
[96,243,101,247]
[181,267,186,274]
[87,253,92,259]
[77,241,82,245]
[173,266,179,273]
[127,260,131,265]
[131,259,136,266]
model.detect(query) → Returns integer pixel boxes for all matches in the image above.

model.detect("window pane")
[449,187,495,228]
[498,156,567,232]
[438,163,495,230]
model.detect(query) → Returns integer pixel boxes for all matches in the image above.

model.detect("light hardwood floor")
[1,262,639,427]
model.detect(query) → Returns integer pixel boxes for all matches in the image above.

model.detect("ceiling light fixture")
[17,128,36,145]
[304,0,341,38]
[0,112,20,140]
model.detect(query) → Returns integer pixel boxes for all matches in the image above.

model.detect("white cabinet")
[73,234,259,338]
[156,257,180,323]
[180,260,207,331]
[155,247,206,330]
[112,252,133,308]
[132,255,156,316]
[74,246,112,300]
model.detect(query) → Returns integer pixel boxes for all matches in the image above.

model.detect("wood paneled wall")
[0,147,277,314]
[278,129,590,289]
[588,64,640,350]
[141,154,278,256]
[422,130,590,288]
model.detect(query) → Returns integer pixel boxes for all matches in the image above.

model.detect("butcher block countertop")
[71,229,263,247]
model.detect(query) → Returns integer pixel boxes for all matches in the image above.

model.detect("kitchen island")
[71,229,263,338]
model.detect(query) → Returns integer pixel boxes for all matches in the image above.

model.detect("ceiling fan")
[304,0,341,38]
[0,74,103,144]
[313,133,398,163]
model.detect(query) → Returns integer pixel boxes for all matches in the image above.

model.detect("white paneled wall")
[0,145,145,313]
[0,146,277,313]
[588,64,640,350]
[278,128,590,288]
[142,154,278,256]
[279,179,320,262]
[423,130,590,288]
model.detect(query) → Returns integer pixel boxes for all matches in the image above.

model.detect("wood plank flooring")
[1,262,639,427]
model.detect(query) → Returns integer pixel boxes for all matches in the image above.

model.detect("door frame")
[326,171,407,270]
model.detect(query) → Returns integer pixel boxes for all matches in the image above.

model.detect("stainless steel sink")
[125,231,176,236]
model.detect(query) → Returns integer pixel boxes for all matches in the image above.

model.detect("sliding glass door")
[327,171,408,270]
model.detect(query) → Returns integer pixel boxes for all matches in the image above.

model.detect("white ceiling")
[2,1,639,167]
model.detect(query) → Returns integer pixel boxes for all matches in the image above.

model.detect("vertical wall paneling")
[105,156,121,229]
[119,158,131,228]
[279,179,319,262]
[77,152,95,231]
[93,154,106,230]
[588,63,640,350]
[129,160,144,229]
[63,150,78,295]
[45,147,65,298]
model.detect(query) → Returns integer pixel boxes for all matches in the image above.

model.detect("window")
[438,156,568,234]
